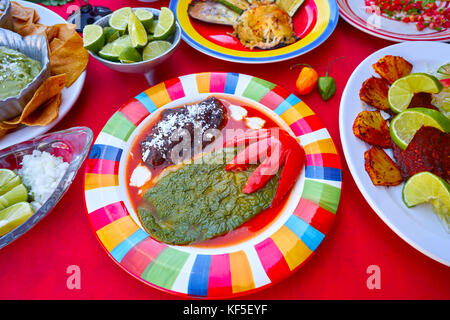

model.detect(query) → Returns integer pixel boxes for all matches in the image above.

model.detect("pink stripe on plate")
[165,77,185,101]
[120,237,166,277]
[89,201,129,231]
[208,254,232,297]
[209,73,227,93]
[85,158,119,175]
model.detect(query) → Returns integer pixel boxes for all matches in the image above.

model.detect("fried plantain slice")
[359,76,390,111]
[364,147,403,186]
[372,55,413,85]
[353,110,392,148]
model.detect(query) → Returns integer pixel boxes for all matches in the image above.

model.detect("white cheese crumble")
[229,104,248,121]
[129,164,152,188]
[245,117,266,129]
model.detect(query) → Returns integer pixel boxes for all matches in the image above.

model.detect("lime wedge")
[109,7,132,34]
[0,169,17,187]
[103,26,120,43]
[388,73,444,113]
[0,184,29,211]
[128,11,148,48]
[437,63,450,77]
[390,107,450,149]
[142,40,172,61]
[0,175,21,196]
[276,0,305,16]
[153,7,175,40]
[135,8,154,32]
[147,20,157,34]
[119,46,142,63]
[82,24,105,53]
[0,202,34,236]
[432,87,450,118]
[98,35,132,62]
[402,172,450,231]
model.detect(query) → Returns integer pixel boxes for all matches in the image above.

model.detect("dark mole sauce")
[125,95,287,247]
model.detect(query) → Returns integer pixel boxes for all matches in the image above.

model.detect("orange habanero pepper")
[290,63,318,95]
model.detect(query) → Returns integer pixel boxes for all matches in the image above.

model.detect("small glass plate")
[0,126,93,249]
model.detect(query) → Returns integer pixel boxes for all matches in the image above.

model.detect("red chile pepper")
[224,128,305,208]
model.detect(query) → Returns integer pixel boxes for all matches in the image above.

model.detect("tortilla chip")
[16,22,48,37]
[3,74,66,125]
[0,122,20,130]
[11,2,37,22]
[54,23,77,42]
[50,32,88,87]
[21,93,61,126]
[0,128,9,139]
[49,38,64,53]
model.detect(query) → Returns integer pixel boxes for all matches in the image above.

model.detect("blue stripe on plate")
[187,254,211,297]
[305,166,342,181]
[285,215,325,251]
[224,72,239,94]
[88,144,122,161]
[135,92,157,113]
[110,229,149,263]
[273,94,302,115]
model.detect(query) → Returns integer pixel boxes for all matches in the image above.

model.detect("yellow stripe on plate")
[271,225,312,270]
[96,216,139,252]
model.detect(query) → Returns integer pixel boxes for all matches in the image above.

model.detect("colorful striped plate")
[337,0,450,42]
[83,73,342,298]
[169,0,339,63]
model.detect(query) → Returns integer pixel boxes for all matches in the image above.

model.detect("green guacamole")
[139,149,280,245]
[0,46,42,100]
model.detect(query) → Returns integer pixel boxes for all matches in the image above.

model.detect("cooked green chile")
[138,149,279,245]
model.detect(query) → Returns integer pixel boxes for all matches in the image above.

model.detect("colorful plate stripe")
[169,0,339,64]
[84,72,342,298]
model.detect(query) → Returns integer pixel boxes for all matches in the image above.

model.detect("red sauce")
[125,96,286,247]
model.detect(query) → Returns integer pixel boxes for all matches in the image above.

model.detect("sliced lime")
[388,73,444,113]
[390,107,450,149]
[432,87,450,118]
[0,202,34,236]
[103,26,120,43]
[142,40,172,61]
[109,7,132,34]
[98,35,132,62]
[402,172,450,231]
[135,8,154,32]
[0,169,17,187]
[119,46,142,63]
[82,24,105,53]
[0,184,29,211]
[128,11,148,48]
[147,20,157,34]
[0,175,21,196]
[437,63,450,77]
[153,7,175,40]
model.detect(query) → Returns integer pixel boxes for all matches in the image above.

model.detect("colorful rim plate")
[169,0,339,63]
[84,72,342,298]
[0,1,86,150]
[337,0,450,42]
[339,42,450,266]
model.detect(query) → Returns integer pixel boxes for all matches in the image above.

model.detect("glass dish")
[0,126,93,249]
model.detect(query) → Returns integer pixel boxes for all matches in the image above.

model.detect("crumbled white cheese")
[129,164,152,188]
[229,104,248,121]
[245,117,265,129]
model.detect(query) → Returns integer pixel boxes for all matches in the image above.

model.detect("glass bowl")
[0,126,93,249]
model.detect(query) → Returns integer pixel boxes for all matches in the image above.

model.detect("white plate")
[337,0,450,42]
[0,1,86,150]
[339,41,450,266]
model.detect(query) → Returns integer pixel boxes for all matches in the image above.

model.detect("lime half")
[119,46,142,64]
[103,26,120,43]
[98,35,132,62]
[153,7,175,40]
[0,202,34,236]
[390,107,450,149]
[128,11,148,48]
[0,184,28,211]
[82,24,105,53]
[388,73,444,113]
[109,7,132,34]
[143,41,171,61]
[135,8,154,32]
[403,172,450,231]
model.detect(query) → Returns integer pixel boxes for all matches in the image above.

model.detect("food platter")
[84,72,342,298]
[337,0,450,42]
[169,0,339,63]
[0,0,86,150]
[339,41,450,266]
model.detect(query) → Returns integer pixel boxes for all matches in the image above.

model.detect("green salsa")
[139,149,280,245]
[0,46,42,100]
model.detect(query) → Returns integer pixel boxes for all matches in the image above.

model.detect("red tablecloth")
[0,0,449,300]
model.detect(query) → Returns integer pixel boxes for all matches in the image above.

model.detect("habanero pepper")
[318,56,345,101]
[290,63,319,95]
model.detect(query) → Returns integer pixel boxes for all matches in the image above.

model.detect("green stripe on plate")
[301,179,340,214]
[242,77,276,102]
[141,247,190,290]
[101,112,136,142]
